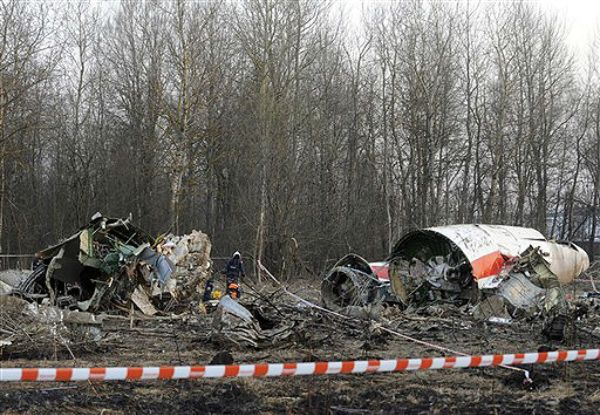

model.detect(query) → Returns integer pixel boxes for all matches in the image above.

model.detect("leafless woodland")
[1,0,600,274]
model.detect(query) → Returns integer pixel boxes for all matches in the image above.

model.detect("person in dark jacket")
[202,277,215,302]
[223,251,245,299]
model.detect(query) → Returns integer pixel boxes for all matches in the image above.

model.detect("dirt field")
[1,280,600,414]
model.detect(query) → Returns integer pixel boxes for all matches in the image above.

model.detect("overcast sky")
[544,0,600,55]
[340,0,600,65]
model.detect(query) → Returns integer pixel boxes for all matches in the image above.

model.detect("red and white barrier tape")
[1,349,598,382]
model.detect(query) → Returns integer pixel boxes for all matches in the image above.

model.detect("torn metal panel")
[0,280,12,294]
[218,295,254,322]
[131,286,158,316]
[515,246,566,313]
[138,247,174,286]
[37,232,82,260]
[162,230,212,300]
[497,273,544,313]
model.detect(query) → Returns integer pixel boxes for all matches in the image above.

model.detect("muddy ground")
[1,279,600,414]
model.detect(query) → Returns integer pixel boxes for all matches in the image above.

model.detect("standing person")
[223,251,245,299]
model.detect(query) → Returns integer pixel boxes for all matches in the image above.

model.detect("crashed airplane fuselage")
[322,224,590,310]
[388,224,589,292]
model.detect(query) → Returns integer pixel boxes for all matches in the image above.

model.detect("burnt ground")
[1,280,600,414]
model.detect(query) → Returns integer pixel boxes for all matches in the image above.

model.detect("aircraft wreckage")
[322,225,590,332]
[11,213,211,315]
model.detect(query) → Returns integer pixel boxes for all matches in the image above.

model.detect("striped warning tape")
[0,349,598,382]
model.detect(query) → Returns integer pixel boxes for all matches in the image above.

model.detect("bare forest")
[2,0,600,275]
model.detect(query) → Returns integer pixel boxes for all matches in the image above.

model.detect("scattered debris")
[321,225,591,341]
[0,220,599,413]
[8,213,211,316]
[1,255,599,415]
[0,295,104,359]
[472,295,511,321]
[210,295,297,349]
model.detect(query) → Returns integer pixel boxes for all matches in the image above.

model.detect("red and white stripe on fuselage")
[426,225,542,289]
[368,262,389,281]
